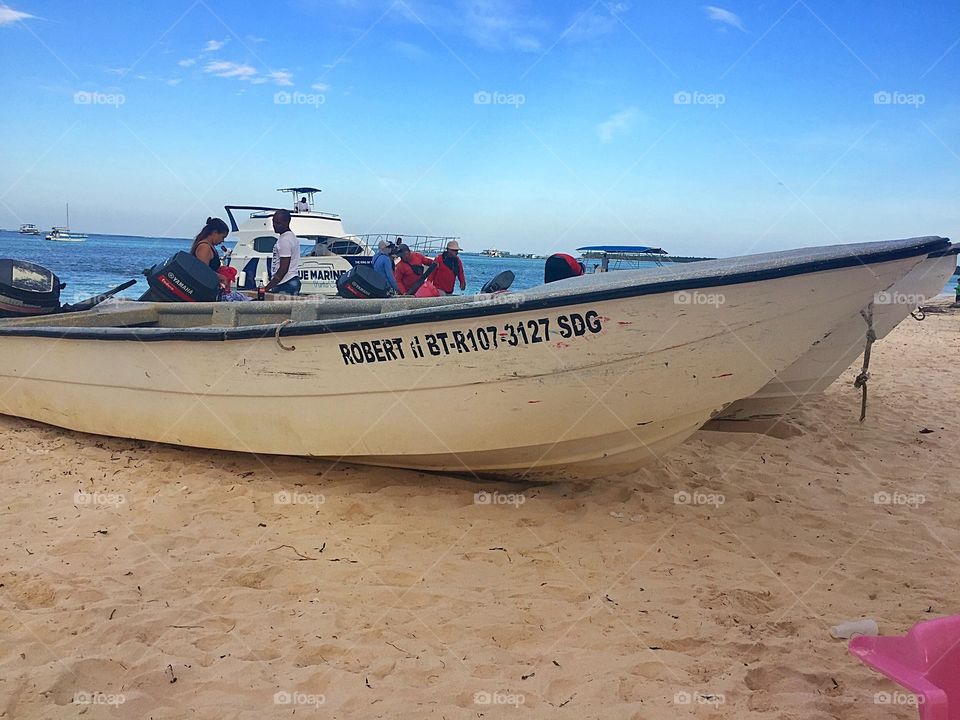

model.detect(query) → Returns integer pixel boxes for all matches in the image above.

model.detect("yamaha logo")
[166,271,194,295]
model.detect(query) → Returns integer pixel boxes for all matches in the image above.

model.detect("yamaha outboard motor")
[337,264,392,299]
[545,253,585,284]
[139,251,221,303]
[0,259,64,318]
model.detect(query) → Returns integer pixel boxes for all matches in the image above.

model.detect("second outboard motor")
[337,264,392,299]
[0,259,64,318]
[544,253,585,284]
[139,251,221,302]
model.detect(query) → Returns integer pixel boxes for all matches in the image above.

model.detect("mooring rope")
[910,307,926,321]
[275,320,296,351]
[854,304,876,422]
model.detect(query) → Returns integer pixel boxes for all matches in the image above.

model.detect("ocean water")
[0,230,552,300]
[1,230,957,302]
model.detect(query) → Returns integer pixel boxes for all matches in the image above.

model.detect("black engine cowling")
[139,251,221,303]
[336,264,392,299]
[0,259,64,318]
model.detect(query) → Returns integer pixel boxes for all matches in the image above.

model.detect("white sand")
[1,306,958,718]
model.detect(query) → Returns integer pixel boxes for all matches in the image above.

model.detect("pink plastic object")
[849,615,960,719]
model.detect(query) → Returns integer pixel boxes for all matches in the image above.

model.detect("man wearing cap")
[394,243,433,295]
[432,240,466,295]
[371,240,400,294]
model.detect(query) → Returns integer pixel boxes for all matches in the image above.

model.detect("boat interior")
[0,295,489,330]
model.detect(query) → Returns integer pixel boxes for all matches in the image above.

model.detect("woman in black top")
[190,217,229,270]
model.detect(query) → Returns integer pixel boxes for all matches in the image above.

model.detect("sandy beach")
[0,303,957,719]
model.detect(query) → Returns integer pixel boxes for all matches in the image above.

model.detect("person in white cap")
[431,240,466,294]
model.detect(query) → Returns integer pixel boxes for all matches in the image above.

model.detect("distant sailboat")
[46,204,87,242]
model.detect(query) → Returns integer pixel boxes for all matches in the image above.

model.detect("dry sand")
[1,304,958,719]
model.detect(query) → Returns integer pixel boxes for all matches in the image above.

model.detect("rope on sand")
[275,320,296,351]
[910,307,926,321]
[854,304,876,423]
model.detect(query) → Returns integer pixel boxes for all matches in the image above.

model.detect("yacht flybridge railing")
[356,234,459,258]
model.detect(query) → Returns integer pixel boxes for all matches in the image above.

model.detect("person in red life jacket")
[394,243,433,294]
[432,240,466,295]
[544,253,586,283]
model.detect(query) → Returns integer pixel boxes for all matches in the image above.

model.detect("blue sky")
[1,0,958,257]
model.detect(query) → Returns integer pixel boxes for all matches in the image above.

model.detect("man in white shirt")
[295,197,310,212]
[265,209,301,295]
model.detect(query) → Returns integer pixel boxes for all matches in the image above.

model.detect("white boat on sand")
[716,244,958,422]
[0,236,947,479]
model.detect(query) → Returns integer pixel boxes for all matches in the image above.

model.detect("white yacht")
[18,223,40,235]
[225,187,457,295]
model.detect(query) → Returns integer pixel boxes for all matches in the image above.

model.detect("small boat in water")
[0,236,947,479]
[46,228,88,242]
[716,243,958,421]
[45,204,87,242]
[577,245,671,272]
[18,223,40,235]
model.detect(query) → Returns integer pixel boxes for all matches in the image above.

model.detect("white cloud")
[201,39,226,52]
[703,5,746,32]
[563,12,616,42]
[247,34,265,43]
[178,58,196,67]
[597,107,641,143]
[563,3,629,42]
[390,40,428,60]
[0,5,34,25]
[394,1,545,53]
[203,60,257,80]
[167,78,183,85]
[311,81,330,92]
[267,70,293,86]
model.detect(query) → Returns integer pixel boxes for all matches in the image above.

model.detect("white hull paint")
[718,251,958,420]
[0,242,937,479]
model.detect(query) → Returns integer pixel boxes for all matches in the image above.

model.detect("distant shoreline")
[0,229,189,242]
[1,229,954,273]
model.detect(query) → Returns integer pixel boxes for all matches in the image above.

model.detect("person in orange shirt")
[394,243,433,295]
[431,240,466,295]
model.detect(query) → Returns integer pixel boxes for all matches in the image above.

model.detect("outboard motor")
[545,253,585,284]
[139,251,221,303]
[337,264,392,299]
[480,270,515,294]
[0,259,64,318]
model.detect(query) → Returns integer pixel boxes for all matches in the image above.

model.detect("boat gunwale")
[0,236,949,342]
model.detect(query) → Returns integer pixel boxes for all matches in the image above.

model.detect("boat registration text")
[338,310,604,366]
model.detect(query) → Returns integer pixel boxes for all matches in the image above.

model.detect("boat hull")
[0,243,939,479]
[717,250,958,421]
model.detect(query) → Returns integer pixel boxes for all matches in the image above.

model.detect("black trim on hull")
[0,237,949,342]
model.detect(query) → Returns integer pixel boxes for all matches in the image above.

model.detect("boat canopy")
[577,245,667,255]
[278,187,322,195]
